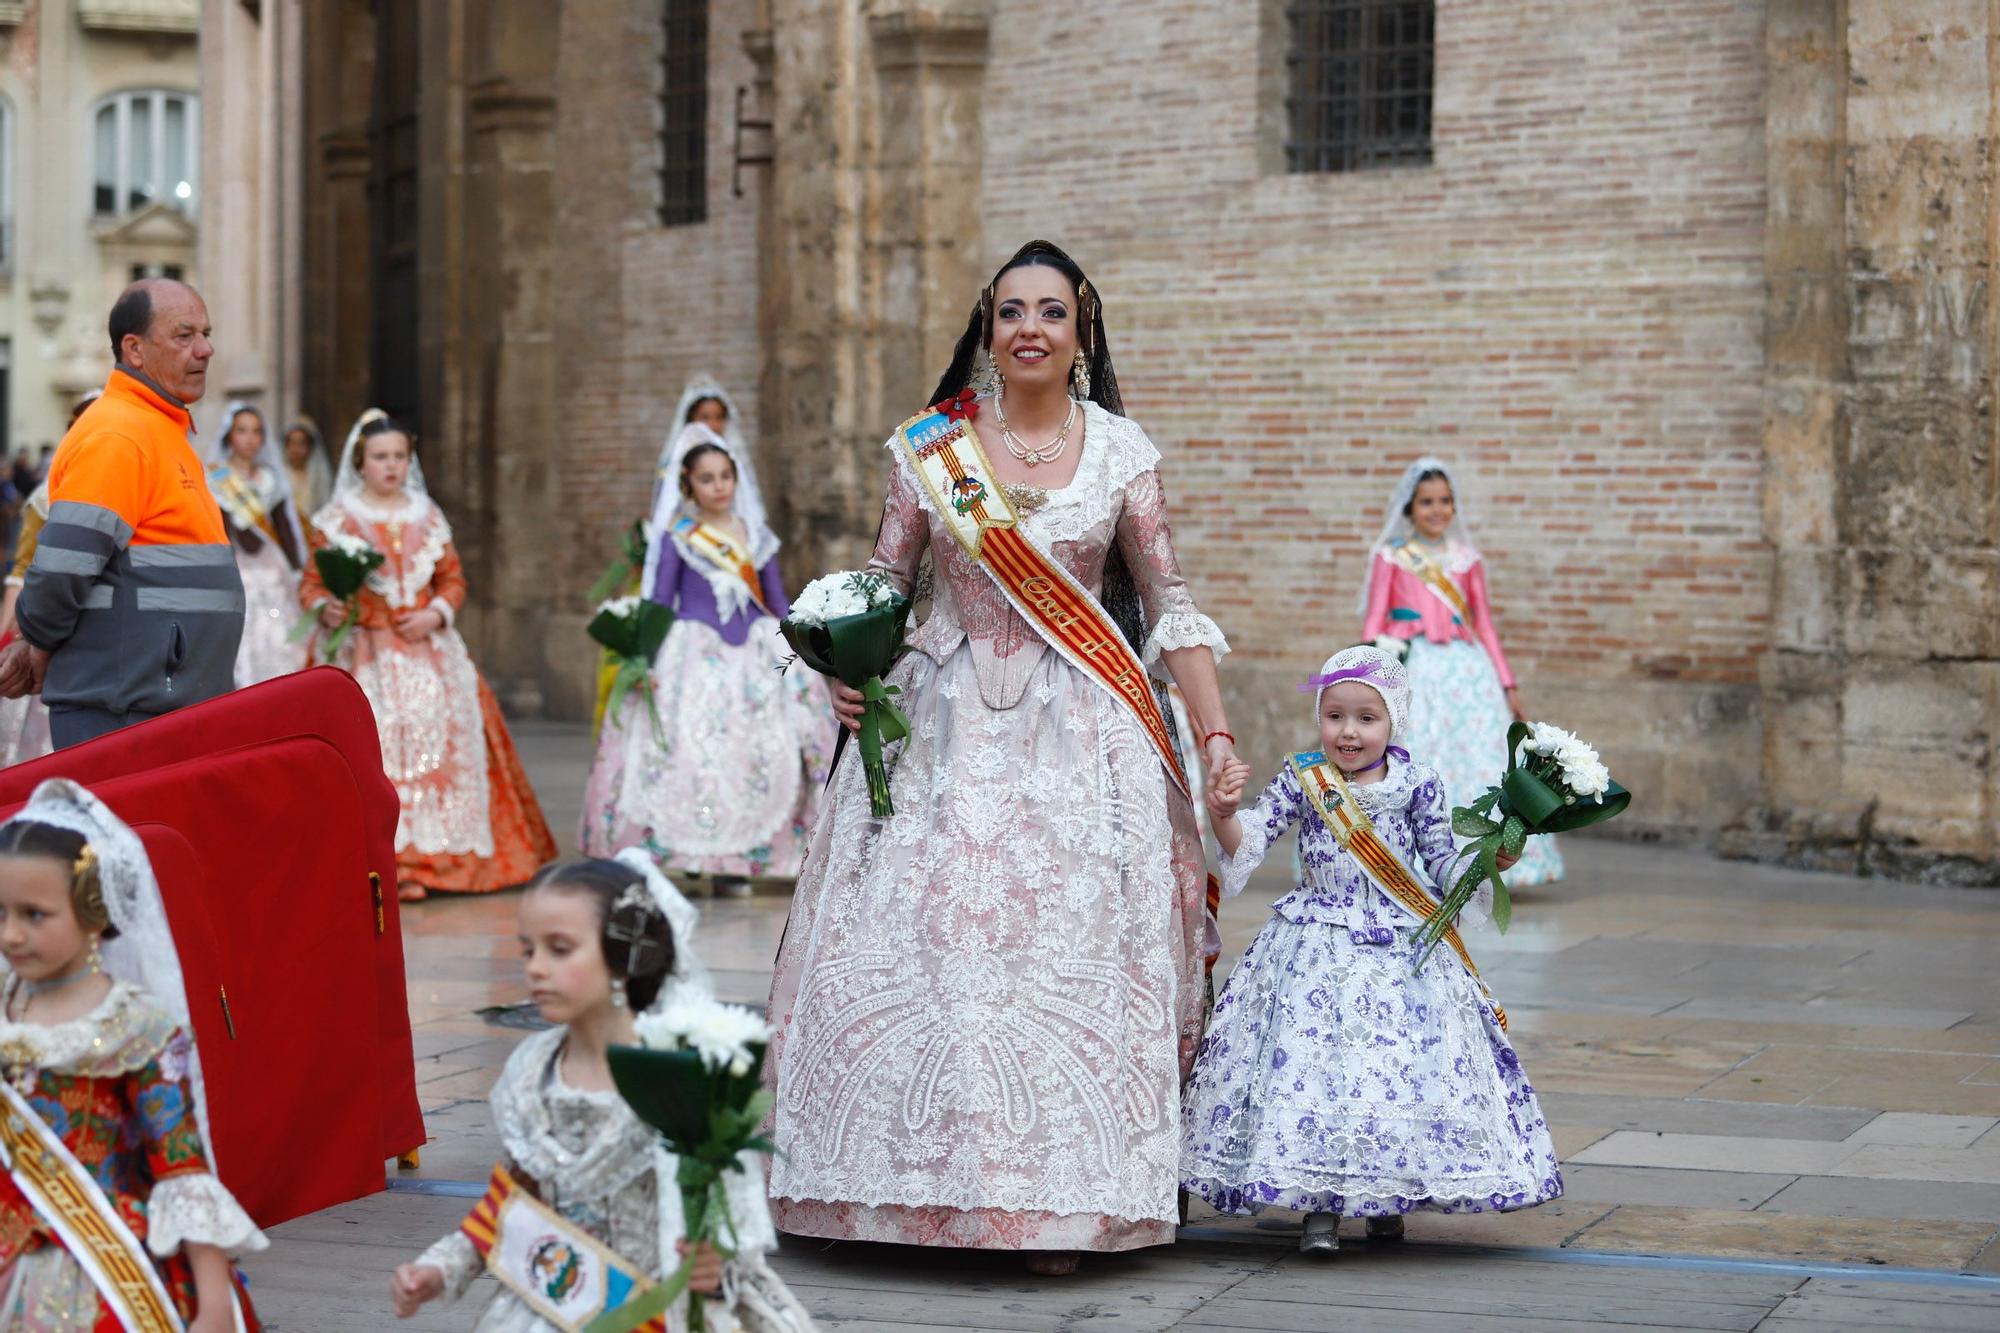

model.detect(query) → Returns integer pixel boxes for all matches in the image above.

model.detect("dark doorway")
[368,0,421,427]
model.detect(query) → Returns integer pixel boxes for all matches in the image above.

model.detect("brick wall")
[970,0,1772,836]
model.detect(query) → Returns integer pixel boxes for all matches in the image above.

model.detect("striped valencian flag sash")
[671,516,771,616]
[891,402,1191,802]
[460,1163,665,1332]
[1388,540,1472,625]
[1288,751,1508,1031]
[0,1079,187,1331]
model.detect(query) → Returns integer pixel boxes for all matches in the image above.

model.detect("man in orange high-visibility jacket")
[0,280,245,747]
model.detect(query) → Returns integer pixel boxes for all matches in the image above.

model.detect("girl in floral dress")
[209,402,308,687]
[0,778,266,1328]
[1182,645,1561,1254]
[391,850,813,1332]
[578,421,832,892]
[1360,458,1564,884]
[304,410,555,900]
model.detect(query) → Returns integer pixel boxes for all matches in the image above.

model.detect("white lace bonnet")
[1303,644,1413,741]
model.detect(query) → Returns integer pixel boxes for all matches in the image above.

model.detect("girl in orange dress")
[303,411,556,900]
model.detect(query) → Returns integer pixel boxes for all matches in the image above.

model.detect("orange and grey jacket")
[18,369,245,715]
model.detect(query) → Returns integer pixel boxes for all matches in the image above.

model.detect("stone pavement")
[240,723,2000,1330]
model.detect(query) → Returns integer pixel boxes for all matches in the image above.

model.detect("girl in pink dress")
[1359,458,1562,884]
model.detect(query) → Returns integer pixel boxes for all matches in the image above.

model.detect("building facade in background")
[1,0,200,456]
[241,0,1997,882]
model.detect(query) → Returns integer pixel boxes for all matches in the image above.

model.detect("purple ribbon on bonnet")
[1300,666,1408,766]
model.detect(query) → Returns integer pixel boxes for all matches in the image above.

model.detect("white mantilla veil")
[1356,456,1483,615]
[639,418,781,616]
[9,780,228,1166]
[320,408,430,523]
[209,399,308,560]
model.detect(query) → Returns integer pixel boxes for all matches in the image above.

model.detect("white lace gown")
[414,1027,803,1333]
[1181,758,1563,1219]
[766,402,1227,1252]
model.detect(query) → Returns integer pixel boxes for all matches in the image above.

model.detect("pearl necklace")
[994,392,1077,468]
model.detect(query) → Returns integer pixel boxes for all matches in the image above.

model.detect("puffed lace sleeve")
[866,453,930,598]
[1218,767,1303,900]
[413,1231,485,1301]
[133,1033,267,1258]
[1113,466,1230,676]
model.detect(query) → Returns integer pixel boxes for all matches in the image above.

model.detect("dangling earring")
[86,934,102,976]
[1070,349,1091,399]
[971,347,1004,399]
[610,977,629,1011]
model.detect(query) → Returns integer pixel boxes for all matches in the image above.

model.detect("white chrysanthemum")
[598,594,642,618]
[328,531,376,558]
[635,993,770,1074]
[788,570,895,626]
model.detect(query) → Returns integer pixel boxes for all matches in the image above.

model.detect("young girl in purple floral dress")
[1181,645,1561,1255]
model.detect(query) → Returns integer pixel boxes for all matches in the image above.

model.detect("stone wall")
[1735,1,2000,883]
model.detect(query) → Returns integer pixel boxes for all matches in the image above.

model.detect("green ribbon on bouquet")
[1413,721,1632,974]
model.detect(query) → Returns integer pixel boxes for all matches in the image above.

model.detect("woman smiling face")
[989,264,1080,393]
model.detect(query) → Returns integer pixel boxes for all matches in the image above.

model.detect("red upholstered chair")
[0,668,423,1226]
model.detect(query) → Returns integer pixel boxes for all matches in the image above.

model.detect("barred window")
[1285,0,1434,173]
[659,0,709,227]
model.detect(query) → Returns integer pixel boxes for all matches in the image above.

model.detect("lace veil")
[640,421,779,616]
[329,407,430,507]
[209,399,307,557]
[1356,456,1483,614]
[10,779,226,1162]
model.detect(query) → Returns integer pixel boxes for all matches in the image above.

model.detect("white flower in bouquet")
[327,531,376,558]
[636,992,771,1076]
[1522,721,1577,755]
[1565,757,1613,801]
[788,570,896,626]
[598,594,642,618]
[1371,634,1410,661]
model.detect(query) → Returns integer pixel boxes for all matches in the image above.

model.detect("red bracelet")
[1202,730,1236,747]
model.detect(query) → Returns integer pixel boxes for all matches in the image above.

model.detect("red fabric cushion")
[0,668,422,1225]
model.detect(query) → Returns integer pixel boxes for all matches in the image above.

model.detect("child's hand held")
[391,1262,445,1318]
[678,1238,726,1296]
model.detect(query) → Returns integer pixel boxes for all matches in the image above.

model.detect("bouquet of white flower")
[1412,720,1631,972]
[587,594,673,749]
[290,531,385,658]
[780,570,913,817]
[595,994,775,1333]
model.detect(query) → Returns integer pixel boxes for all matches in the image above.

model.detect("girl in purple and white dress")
[1181,645,1561,1256]
[577,421,833,891]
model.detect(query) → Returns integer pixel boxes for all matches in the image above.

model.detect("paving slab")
[1537,1092,1879,1141]
[1759,1175,2000,1224]
[1571,1206,1996,1270]
[1559,1164,1795,1210]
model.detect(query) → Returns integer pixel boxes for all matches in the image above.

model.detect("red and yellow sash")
[672,516,770,616]
[1289,751,1507,1030]
[892,403,1190,801]
[0,1080,186,1331]
[461,1163,665,1332]
[1388,540,1471,624]
[215,469,285,549]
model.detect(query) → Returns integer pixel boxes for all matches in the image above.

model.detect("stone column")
[299,0,377,445]
[864,4,990,425]
[456,0,559,710]
[1741,1,2000,883]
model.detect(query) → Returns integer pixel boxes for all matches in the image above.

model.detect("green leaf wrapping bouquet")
[1413,720,1632,972]
[588,996,776,1333]
[588,519,651,603]
[588,596,674,750]
[779,571,912,818]
[291,531,386,660]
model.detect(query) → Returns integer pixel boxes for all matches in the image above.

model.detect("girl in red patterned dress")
[0,778,266,1330]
